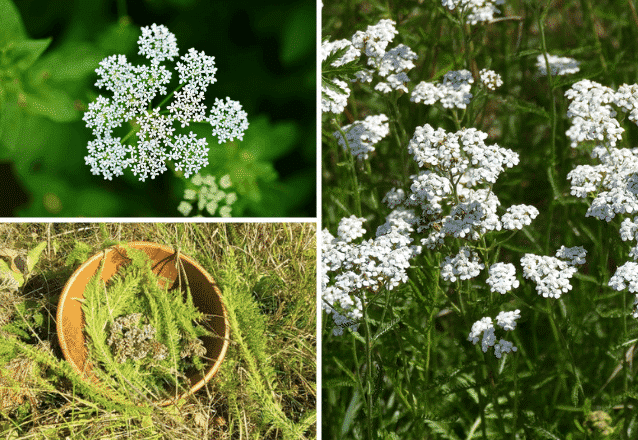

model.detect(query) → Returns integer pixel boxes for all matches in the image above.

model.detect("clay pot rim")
[56,241,230,406]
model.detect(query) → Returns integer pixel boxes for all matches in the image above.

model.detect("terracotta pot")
[56,242,229,406]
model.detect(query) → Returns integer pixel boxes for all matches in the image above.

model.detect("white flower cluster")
[334,114,390,160]
[411,70,474,109]
[501,205,539,230]
[567,146,638,221]
[608,261,638,293]
[399,124,521,247]
[520,247,586,298]
[84,24,248,181]
[440,246,485,282]
[486,262,519,294]
[322,214,422,335]
[322,19,418,112]
[615,84,638,123]
[620,217,638,259]
[536,54,580,76]
[564,80,622,149]
[468,309,520,358]
[177,173,236,217]
[442,0,506,25]
[479,69,503,91]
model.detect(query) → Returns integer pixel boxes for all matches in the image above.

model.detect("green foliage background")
[0,0,315,217]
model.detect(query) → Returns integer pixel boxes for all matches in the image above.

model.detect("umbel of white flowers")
[83,24,249,181]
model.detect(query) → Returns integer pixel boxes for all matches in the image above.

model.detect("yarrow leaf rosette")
[83,24,249,182]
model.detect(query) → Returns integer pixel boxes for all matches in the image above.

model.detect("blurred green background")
[0,0,315,217]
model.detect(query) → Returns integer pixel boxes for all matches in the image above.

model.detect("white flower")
[608,261,638,293]
[564,80,623,149]
[322,214,421,335]
[567,146,638,221]
[175,47,217,91]
[84,24,247,181]
[495,309,521,330]
[487,263,519,294]
[494,339,517,358]
[411,70,474,109]
[468,317,495,352]
[337,215,366,242]
[408,124,518,185]
[322,78,350,114]
[536,54,580,76]
[137,23,179,64]
[501,205,539,230]
[479,69,503,90]
[442,0,505,25]
[351,19,398,60]
[382,188,406,209]
[208,97,249,144]
[168,83,207,127]
[334,114,390,160]
[376,44,418,77]
[555,246,587,266]
[469,309,519,358]
[633,294,638,319]
[440,247,485,282]
[520,252,579,298]
[615,84,638,124]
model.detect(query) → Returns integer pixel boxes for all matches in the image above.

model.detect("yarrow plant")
[323,2,638,438]
[84,24,248,182]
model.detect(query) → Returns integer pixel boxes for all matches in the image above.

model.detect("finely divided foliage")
[323,0,638,437]
[84,24,248,181]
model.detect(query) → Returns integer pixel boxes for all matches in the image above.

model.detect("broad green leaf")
[0,0,26,46]
[30,41,102,84]
[27,241,47,273]
[5,38,51,71]
[21,86,78,122]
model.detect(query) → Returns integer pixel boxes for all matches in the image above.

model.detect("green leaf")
[0,0,26,46]
[5,38,51,71]
[26,241,47,273]
[499,96,550,120]
[21,86,78,122]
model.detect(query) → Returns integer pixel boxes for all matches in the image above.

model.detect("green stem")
[363,302,375,440]
[333,119,363,217]
[538,0,561,253]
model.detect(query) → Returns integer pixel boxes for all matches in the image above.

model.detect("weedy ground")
[323,0,638,439]
[0,223,316,439]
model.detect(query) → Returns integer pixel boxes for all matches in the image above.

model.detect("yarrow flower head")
[334,114,390,160]
[84,24,249,181]
[442,0,506,25]
[536,54,580,76]
[479,69,503,90]
[411,70,474,109]
[468,309,519,358]
[486,262,519,294]
[521,247,586,298]
[322,215,422,335]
